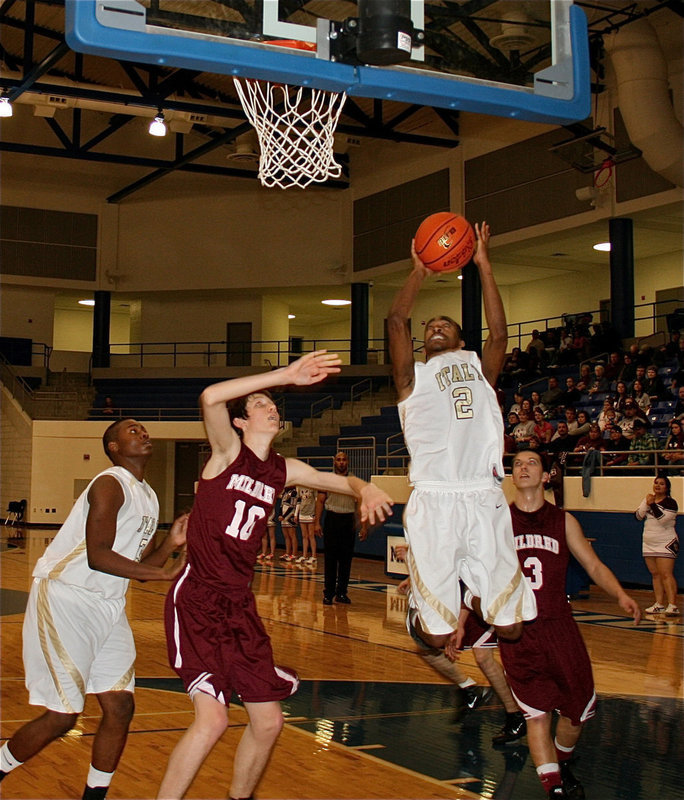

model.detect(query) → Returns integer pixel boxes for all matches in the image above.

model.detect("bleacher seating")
[90,374,390,426]
[297,404,406,471]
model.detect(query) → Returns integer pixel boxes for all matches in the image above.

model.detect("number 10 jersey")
[186,442,287,593]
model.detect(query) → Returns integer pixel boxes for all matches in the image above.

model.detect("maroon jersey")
[509,500,571,620]
[186,442,286,593]
[501,501,596,723]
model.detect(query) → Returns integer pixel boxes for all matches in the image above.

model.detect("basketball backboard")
[65,0,590,124]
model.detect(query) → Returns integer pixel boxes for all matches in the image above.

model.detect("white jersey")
[33,466,159,600]
[399,349,504,485]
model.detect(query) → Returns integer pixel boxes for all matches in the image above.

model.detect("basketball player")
[396,556,525,745]
[502,449,640,799]
[388,220,536,650]
[0,419,188,800]
[157,351,393,800]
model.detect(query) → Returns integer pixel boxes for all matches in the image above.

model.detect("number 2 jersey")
[509,499,571,619]
[185,442,287,593]
[398,350,504,485]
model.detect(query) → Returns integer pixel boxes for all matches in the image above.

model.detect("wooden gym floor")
[1,527,682,800]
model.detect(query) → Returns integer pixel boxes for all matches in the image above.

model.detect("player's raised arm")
[200,350,342,472]
[388,240,430,401]
[475,222,508,387]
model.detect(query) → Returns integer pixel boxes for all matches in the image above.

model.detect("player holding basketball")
[0,419,188,800]
[502,449,640,799]
[388,220,536,651]
[157,351,392,800]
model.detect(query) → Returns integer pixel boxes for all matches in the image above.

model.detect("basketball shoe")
[645,602,665,613]
[560,761,585,799]
[492,711,527,746]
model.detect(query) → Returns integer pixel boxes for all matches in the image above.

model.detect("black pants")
[323,511,356,598]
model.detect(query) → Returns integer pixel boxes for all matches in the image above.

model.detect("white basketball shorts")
[23,578,135,714]
[404,481,537,635]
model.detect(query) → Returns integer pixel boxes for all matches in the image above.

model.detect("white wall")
[28,420,205,525]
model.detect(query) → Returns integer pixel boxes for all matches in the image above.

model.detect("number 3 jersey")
[509,500,571,620]
[399,350,504,485]
[186,442,286,593]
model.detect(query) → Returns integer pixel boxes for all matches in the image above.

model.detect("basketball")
[414,212,476,272]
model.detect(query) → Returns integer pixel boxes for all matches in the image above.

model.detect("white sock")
[458,677,476,688]
[537,762,560,777]
[86,765,114,788]
[554,738,576,757]
[0,742,23,772]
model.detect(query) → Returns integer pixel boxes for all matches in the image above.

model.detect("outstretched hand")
[473,221,491,268]
[285,350,342,386]
[358,484,394,526]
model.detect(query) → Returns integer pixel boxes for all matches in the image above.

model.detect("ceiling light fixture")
[593,242,611,252]
[0,96,13,118]
[148,111,167,137]
[288,314,295,319]
[321,299,351,306]
[458,274,463,280]
[78,299,95,306]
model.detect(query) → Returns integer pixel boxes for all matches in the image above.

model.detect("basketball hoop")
[233,40,347,189]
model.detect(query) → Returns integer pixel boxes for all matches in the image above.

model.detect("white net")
[233,78,347,189]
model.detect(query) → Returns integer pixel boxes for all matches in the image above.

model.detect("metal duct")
[605,19,683,187]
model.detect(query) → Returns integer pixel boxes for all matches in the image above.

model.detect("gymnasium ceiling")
[2,1,683,326]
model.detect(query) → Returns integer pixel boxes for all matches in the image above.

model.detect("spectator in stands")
[556,327,575,365]
[102,396,116,416]
[570,410,592,441]
[631,364,647,390]
[674,385,684,419]
[502,348,528,384]
[525,330,546,370]
[564,407,579,435]
[604,351,622,383]
[627,419,661,471]
[576,363,592,393]
[619,400,646,440]
[541,376,564,411]
[506,411,521,437]
[559,376,581,411]
[617,352,637,386]
[613,381,629,414]
[644,365,672,404]
[571,326,590,360]
[587,364,610,396]
[604,425,631,469]
[662,419,684,472]
[549,420,573,448]
[598,399,621,432]
[512,410,536,447]
[533,407,554,445]
[574,423,607,455]
[631,379,651,414]
[509,390,524,415]
[529,390,546,415]
[520,398,534,419]
[665,331,680,360]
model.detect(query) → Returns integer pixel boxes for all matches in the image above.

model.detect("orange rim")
[267,39,316,52]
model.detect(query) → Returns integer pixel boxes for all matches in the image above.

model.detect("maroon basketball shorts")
[165,570,299,705]
[460,612,497,650]
[499,615,596,726]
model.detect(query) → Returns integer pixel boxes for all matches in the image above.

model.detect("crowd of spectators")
[499,327,684,481]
